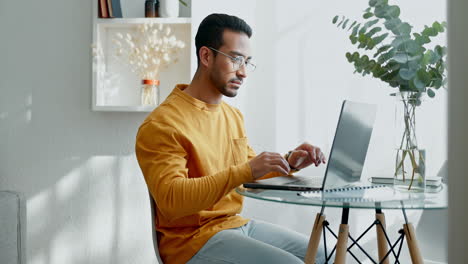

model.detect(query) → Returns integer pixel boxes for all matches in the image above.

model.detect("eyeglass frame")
[208,47,256,72]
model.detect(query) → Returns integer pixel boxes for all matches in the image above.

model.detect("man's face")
[209,30,252,98]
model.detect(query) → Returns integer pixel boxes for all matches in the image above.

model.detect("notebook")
[243,100,377,192]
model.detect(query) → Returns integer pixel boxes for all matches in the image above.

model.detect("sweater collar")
[172,84,222,112]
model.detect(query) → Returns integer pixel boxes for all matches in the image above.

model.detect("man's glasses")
[208,47,256,72]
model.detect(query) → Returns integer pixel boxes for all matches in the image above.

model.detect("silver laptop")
[243,100,377,191]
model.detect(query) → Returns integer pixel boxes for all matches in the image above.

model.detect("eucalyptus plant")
[332,0,447,100]
[332,0,448,190]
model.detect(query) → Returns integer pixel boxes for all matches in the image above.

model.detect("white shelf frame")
[91,0,193,112]
[96,17,191,25]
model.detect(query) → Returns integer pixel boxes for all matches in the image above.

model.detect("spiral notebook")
[298,185,405,202]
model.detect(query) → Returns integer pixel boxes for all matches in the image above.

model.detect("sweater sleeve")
[135,120,254,220]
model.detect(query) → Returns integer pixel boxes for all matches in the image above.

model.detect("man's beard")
[210,70,239,98]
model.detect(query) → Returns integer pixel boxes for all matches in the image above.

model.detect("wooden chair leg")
[376,213,390,264]
[305,213,325,264]
[404,223,424,264]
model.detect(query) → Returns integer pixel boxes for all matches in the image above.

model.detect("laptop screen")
[321,101,377,190]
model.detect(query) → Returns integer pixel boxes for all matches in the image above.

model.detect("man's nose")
[236,64,247,78]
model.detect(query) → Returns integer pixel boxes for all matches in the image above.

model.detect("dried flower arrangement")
[112,23,186,105]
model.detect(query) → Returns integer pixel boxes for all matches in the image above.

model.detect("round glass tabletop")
[236,184,448,210]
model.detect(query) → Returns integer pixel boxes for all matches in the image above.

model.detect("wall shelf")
[96,17,191,25]
[92,105,157,112]
[92,1,193,112]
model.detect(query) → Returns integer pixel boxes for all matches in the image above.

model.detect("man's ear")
[199,46,212,68]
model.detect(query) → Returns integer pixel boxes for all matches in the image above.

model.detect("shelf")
[92,105,156,112]
[96,17,191,25]
[92,0,193,112]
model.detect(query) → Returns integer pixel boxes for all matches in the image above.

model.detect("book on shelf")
[107,0,122,18]
[98,0,109,18]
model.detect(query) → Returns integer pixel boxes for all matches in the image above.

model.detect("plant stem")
[395,93,424,190]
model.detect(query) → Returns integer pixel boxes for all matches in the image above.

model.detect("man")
[136,13,327,264]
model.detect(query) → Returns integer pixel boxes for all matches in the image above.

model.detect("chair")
[149,192,164,264]
[0,191,26,264]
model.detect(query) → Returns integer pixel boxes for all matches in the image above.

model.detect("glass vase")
[141,79,160,106]
[393,92,426,192]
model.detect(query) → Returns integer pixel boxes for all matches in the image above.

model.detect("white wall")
[0,0,448,264]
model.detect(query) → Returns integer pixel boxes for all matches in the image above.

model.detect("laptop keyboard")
[286,176,323,187]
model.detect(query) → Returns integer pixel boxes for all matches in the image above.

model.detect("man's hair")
[195,13,252,66]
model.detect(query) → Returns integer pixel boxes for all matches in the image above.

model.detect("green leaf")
[332,15,339,24]
[374,6,388,18]
[364,19,379,28]
[393,52,408,63]
[369,0,378,7]
[427,88,436,97]
[372,33,389,45]
[417,69,431,84]
[432,79,442,89]
[432,21,444,32]
[384,18,402,31]
[429,50,441,64]
[435,45,447,57]
[348,21,357,31]
[342,19,350,29]
[381,69,399,82]
[404,40,422,55]
[378,49,396,64]
[399,68,416,80]
[346,52,352,62]
[413,76,426,91]
[387,5,401,18]
[373,45,392,57]
[363,12,374,19]
[422,26,438,37]
[337,18,344,28]
[414,33,431,45]
[349,35,358,44]
[366,27,382,37]
[352,23,361,36]
[396,22,412,35]
[407,54,422,62]
[358,41,367,49]
[422,50,433,65]
[391,35,410,48]
[385,61,401,72]
[358,19,379,35]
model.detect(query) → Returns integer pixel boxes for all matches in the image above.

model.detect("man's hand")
[248,152,290,180]
[287,142,327,170]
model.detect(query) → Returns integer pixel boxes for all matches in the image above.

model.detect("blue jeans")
[187,219,326,264]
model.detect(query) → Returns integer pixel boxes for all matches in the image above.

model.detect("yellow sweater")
[136,84,259,264]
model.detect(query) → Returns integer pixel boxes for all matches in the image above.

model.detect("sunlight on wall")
[27,155,154,264]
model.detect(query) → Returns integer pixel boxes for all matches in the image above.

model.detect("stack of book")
[99,0,122,18]
[370,176,443,187]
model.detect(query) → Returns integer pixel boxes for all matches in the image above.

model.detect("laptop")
[243,100,377,192]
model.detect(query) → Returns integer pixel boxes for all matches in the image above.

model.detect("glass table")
[237,184,448,264]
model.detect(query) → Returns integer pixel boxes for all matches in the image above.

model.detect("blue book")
[107,0,122,18]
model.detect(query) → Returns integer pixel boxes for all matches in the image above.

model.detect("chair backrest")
[149,192,164,264]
